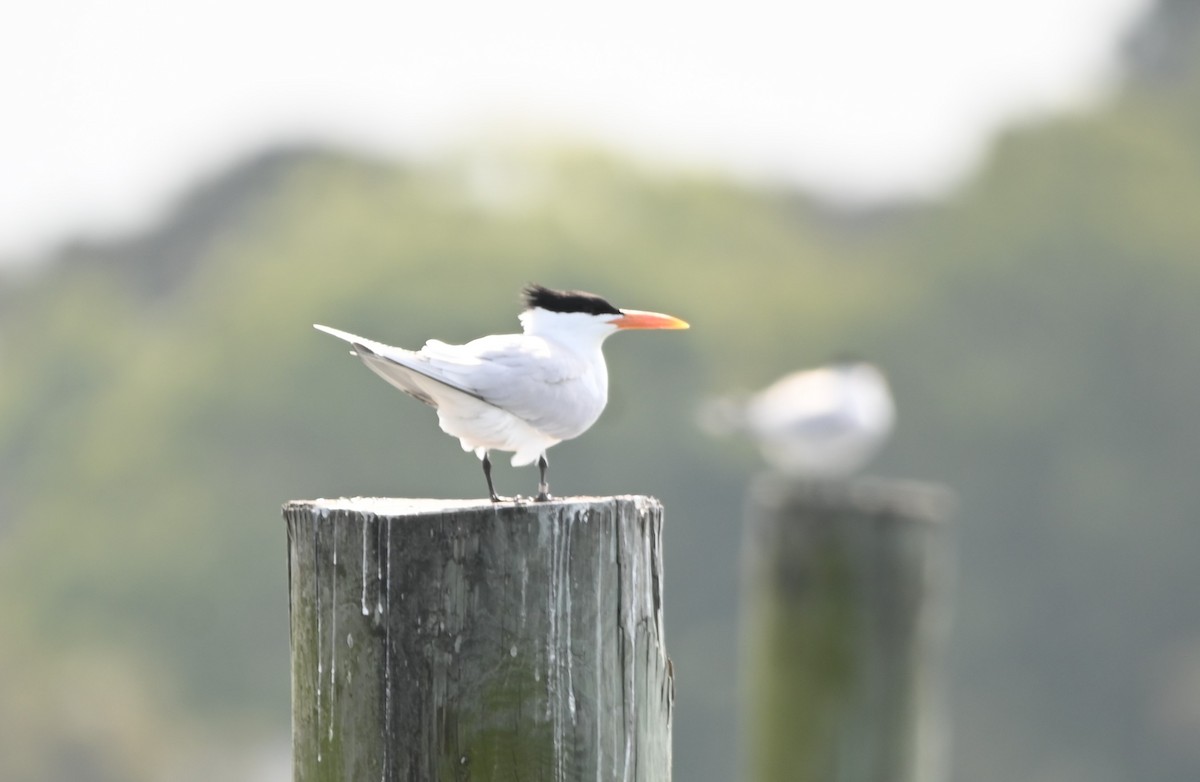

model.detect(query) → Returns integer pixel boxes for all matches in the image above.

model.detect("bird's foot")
[492,494,533,504]
[487,490,546,503]
[535,487,553,502]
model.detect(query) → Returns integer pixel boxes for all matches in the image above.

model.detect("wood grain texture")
[284,496,673,781]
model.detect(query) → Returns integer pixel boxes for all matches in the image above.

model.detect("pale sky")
[0,0,1148,262]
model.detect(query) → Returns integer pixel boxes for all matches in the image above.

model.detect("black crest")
[522,284,622,316]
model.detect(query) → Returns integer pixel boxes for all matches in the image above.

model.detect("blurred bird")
[698,359,895,479]
[315,284,689,502]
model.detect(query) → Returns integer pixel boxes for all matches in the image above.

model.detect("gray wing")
[778,408,858,440]
[418,334,599,439]
[748,368,858,441]
[314,326,594,438]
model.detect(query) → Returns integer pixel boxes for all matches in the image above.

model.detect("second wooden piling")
[741,476,953,782]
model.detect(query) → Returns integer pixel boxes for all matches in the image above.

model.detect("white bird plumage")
[699,360,895,479]
[315,284,688,501]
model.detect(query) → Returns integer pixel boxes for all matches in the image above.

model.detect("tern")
[699,359,895,479]
[315,284,689,502]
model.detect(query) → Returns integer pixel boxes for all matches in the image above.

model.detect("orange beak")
[614,309,690,330]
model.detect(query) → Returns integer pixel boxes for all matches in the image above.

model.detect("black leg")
[535,454,552,502]
[482,452,503,503]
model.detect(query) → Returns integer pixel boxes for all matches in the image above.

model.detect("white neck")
[519,308,620,354]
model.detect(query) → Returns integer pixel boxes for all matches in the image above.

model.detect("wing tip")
[313,324,366,356]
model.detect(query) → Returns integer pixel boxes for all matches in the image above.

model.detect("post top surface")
[284,495,659,518]
[750,474,954,523]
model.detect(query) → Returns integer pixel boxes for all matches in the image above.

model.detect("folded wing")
[313,325,597,440]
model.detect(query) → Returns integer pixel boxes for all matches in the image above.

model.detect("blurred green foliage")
[5,5,1200,780]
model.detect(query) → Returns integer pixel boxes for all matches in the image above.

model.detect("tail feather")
[314,323,491,410]
[313,324,390,358]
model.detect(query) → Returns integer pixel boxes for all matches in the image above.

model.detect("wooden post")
[283,496,673,781]
[741,476,953,782]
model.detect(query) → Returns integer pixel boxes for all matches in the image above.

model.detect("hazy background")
[5,1,1200,780]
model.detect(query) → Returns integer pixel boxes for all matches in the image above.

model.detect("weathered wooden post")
[741,475,953,782]
[283,495,673,781]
